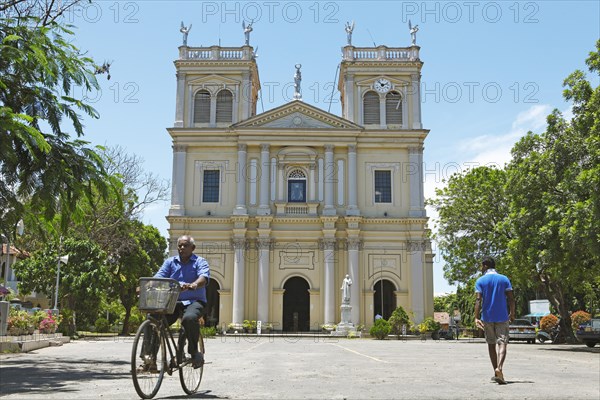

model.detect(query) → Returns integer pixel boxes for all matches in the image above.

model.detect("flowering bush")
[7,309,34,335]
[39,312,62,334]
[571,310,591,331]
[540,314,559,332]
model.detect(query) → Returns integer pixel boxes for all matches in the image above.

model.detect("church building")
[166,26,434,331]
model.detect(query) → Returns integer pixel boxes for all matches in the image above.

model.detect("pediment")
[356,76,411,87]
[233,100,362,130]
[188,74,241,86]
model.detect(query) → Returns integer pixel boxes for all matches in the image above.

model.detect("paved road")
[1,336,599,399]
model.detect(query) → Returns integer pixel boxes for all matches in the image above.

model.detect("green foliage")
[201,326,217,338]
[455,279,476,328]
[0,17,110,237]
[418,317,441,333]
[434,293,457,313]
[7,309,34,335]
[94,317,110,333]
[428,166,510,285]
[388,306,411,336]
[369,318,391,340]
[430,42,600,343]
[570,311,591,330]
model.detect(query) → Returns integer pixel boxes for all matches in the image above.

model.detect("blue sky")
[61,1,599,294]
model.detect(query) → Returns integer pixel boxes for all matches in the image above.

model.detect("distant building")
[166,32,433,330]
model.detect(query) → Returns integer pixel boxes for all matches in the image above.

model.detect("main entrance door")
[283,277,310,332]
[374,279,396,320]
[205,280,220,327]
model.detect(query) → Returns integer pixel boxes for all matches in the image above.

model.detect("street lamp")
[53,253,69,311]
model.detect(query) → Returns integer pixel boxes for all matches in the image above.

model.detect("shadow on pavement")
[535,345,600,354]
[0,357,130,395]
[159,390,229,399]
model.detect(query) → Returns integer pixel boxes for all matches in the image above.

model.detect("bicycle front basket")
[139,278,181,314]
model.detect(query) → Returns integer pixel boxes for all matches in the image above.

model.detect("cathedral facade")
[166,35,433,331]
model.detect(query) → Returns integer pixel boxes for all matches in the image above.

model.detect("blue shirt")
[154,254,210,303]
[475,269,513,323]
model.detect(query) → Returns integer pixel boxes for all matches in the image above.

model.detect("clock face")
[374,78,391,93]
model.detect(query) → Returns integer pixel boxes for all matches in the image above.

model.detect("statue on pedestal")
[408,20,419,46]
[345,21,355,46]
[293,64,302,100]
[341,274,352,304]
[180,21,192,46]
[243,20,254,46]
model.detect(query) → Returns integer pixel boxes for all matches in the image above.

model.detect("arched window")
[363,91,380,125]
[386,91,402,125]
[194,90,211,123]
[216,89,233,123]
[287,169,306,203]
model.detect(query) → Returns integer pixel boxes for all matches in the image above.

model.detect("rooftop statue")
[243,20,254,46]
[293,64,302,100]
[345,21,355,46]
[409,19,419,46]
[180,21,192,46]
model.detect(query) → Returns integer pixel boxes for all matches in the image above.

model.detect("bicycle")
[131,277,206,399]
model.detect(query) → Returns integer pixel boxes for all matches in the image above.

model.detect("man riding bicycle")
[146,235,210,368]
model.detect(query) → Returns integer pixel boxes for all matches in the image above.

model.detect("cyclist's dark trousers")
[141,301,205,359]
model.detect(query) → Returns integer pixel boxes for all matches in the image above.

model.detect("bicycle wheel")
[179,330,205,394]
[131,319,166,399]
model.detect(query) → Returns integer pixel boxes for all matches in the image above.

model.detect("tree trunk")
[121,306,131,336]
[540,276,577,343]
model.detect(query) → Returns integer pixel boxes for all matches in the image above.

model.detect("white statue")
[293,64,302,100]
[341,274,352,303]
[180,21,192,46]
[243,20,253,46]
[345,21,355,46]
[408,20,419,46]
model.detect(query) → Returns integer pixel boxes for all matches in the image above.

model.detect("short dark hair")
[482,256,495,270]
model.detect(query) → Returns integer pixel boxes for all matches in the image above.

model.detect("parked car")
[509,318,537,343]
[576,318,600,348]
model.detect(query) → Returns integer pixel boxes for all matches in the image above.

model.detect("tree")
[0,13,111,239]
[13,237,108,333]
[429,166,511,284]
[505,41,600,342]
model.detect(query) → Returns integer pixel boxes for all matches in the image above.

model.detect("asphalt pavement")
[0,335,599,399]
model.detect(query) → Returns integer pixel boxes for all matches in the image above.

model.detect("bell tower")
[338,44,422,130]
[173,44,260,128]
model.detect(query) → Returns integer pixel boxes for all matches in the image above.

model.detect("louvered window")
[194,90,211,123]
[363,91,380,125]
[216,90,233,123]
[386,92,402,125]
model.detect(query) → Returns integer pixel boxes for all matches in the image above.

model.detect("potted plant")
[321,324,336,333]
[418,317,441,340]
[242,320,257,333]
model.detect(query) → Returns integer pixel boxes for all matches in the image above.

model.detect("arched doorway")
[283,277,310,332]
[374,279,396,320]
[205,280,220,327]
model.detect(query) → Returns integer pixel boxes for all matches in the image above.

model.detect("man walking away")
[474,256,515,384]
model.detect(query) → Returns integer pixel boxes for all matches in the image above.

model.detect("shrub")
[7,309,33,335]
[38,311,62,334]
[201,326,217,338]
[418,317,441,333]
[369,318,391,340]
[571,310,591,330]
[94,317,110,333]
[388,306,411,336]
[540,314,559,332]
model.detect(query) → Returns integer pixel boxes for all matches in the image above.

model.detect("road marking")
[329,343,389,363]
[245,340,268,352]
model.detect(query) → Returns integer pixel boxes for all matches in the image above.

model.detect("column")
[347,238,361,324]
[257,238,271,323]
[231,238,246,324]
[411,73,422,129]
[169,144,187,216]
[234,144,248,215]
[242,71,250,120]
[323,144,335,215]
[343,73,355,122]
[277,164,284,202]
[346,144,359,215]
[409,241,425,324]
[323,238,336,324]
[308,163,316,202]
[408,147,425,217]
[174,72,185,127]
[258,144,271,215]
